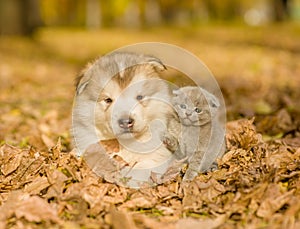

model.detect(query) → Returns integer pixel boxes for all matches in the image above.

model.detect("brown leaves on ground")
[0,118,299,228]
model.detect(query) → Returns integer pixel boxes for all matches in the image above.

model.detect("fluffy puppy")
[72,52,174,170]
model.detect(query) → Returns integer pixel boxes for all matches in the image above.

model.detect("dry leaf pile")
[0,118,299,228]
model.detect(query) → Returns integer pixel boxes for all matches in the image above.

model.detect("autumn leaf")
[0,144,23,176]
[14,195,60,223]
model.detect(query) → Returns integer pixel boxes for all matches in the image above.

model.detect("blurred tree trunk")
[273,0,289,21]
[203,0,240,20]
[0,0,42,35]
[158,0,180,23]
[145,0,162,26]
[86,0,101,28]
[137,0,146,27]
[100,0,115,27]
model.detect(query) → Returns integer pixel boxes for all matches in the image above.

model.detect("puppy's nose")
[118,118,134,129]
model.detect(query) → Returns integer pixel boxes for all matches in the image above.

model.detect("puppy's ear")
[75,66,92,95]
[146,57,167,71]
[172,89,181,96]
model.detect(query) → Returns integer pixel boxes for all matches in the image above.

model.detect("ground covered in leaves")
[0,24,300,228]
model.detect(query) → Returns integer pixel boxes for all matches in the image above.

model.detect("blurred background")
[0,0,300,34]
[0,0,299,150]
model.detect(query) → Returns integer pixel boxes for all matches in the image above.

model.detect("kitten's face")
[172,87,219,127]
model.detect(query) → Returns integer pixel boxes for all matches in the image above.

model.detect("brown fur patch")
[112,64,159,90]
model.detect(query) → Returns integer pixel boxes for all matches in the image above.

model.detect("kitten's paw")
[202,161,219,173]
[208,162,219,172]
[180,179,192,189]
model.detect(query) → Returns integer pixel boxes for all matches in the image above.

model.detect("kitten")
[164,86,226,181]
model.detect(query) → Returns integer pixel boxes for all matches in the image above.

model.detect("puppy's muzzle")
[118,117,135,130]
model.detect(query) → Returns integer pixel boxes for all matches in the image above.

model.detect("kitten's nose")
[186,110,193,116]
[118,117,134,129]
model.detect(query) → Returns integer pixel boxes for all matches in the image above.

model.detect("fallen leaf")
[41,133,56,149]
[15,195,59,223]
[46,169,69,198]
[83,142,124,184]
[121,194,155,209]
[111,208,137,229]
[226,118,263,150]
[176,215,226,229]
[24,176,51,195]
[254,99,272,115]
[256,187,295,218]
[0,144,23,176]
[256,109,293,136]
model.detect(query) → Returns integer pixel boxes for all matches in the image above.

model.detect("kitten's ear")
[201,89,220,108]
[146,56,167,71]
[75,64,92,95]
[207,94,220,108]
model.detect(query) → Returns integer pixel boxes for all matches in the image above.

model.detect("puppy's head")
[75,52,166,98]
[75,52,171,142]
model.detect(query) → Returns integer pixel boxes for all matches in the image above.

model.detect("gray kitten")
[164,86,226,181]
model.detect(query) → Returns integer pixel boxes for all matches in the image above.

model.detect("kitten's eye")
[104,97,113,104]
[136,95,144,101]
[180,104,186,109]
[195,107,202,113]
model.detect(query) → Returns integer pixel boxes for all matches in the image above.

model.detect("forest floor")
[0,23,300,228]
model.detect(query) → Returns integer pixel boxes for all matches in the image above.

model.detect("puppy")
[72,52,175,171]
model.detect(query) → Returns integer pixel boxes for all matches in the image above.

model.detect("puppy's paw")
[182,168,198,182]
[162,134,178,152]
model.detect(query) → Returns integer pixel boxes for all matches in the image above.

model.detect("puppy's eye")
[180,104,186,109]
[104,98,113,104]
[136,95,144,101]
[195,107,202,113]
